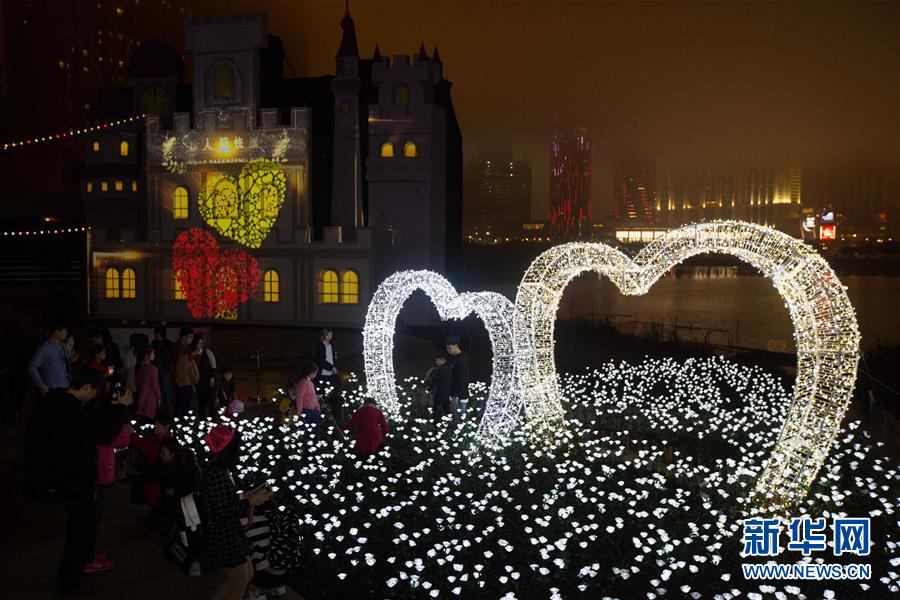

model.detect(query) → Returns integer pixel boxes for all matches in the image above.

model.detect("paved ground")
[0,422,303,600]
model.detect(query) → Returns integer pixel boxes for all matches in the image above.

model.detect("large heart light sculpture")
[363,270,521,444]
[173,228,261,319]
[198,158,287,248]
[514,221,860,504]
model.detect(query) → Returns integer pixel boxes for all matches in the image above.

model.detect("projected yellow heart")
[198,158,286,248]
[513,221,860,505]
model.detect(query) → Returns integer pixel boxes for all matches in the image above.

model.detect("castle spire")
[372,43,382,61]
[335,1,359,59]
[432,46,442,64]
[417,42,428,62]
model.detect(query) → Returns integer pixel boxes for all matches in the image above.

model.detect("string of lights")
[0,226,90,237]
[1,114,147,151]
[513,220,860,506]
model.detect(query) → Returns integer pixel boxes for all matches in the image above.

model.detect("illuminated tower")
[549,128,592,238]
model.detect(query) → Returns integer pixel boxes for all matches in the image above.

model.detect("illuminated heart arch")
[514,220,860,504]
[363,270,521,444]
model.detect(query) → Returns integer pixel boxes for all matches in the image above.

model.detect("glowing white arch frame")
[514,220,860,503]
[363,270,521,444]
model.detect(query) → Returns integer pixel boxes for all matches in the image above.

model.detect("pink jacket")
[97,426,130,485]
[295,378,320,414]
[135,362,161,420]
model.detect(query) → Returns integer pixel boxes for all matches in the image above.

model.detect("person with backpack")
[199,424,272,600]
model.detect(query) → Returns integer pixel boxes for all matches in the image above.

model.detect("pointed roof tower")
[432,46,442,64]
[372,43,382,61]
[335,0,359,59]
[417,42,429,62]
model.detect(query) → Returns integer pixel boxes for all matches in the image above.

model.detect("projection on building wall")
[198,158,287,248]
[172,228,260,319]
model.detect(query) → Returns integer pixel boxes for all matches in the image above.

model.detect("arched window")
[131,181,138,192]
[101,181,109,192]
[104,267,120,298]
[92,140,100,152]
[119,140,129,157]
[393,83,409,106]
[121,268,136,299]
[380,142,394,158]
[319,270,339,304]
[263,270,280,303]
[403,141,418,158]
[174,269,186,300]
[114,180,123,191]
[211,178,238,218]
[341,270,359,304]
[173,185,188,219]
[212,62,235,101]
[86,182,93,193]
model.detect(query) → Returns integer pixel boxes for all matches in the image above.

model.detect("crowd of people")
[24,320,471,598]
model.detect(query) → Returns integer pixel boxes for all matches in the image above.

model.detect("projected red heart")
[172,228,260,319]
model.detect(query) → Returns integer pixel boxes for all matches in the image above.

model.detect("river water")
[507,274,900,353]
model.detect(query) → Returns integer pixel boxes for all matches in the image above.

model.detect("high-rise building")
[654,159,800,232]
[2,0,191,135]
[469,159,531,238]
[612,160,656,225]
[549,128,592,238]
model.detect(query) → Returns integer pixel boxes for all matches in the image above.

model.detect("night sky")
[193,0,899,218]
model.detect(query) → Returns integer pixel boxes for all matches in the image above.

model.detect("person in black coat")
[199,424,272,600]
[446,336,471,422]
[40,369,134,595]
[424,351,452,425]
[314,328,343,423]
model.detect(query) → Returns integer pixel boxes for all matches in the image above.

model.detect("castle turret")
[331,1,364,237]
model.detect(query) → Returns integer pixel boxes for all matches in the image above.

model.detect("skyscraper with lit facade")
[549,128,591,238]
[469,159,531,238]
[612,160,656,225]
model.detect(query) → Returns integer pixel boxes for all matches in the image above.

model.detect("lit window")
[340,99,351,113]
[319,270,339,304]
[173,185,188,219]
[341,270,359,304]
[121,268,136,299]
[101,181,109,192]
[86,182,93,193]
[263,270,280,303]
[211,63,235,101]
[403,142,417,158]
[211,178,238,218]
[119,140,129,156]
[393,84,409,106]
[92,140,100,152]
[105,268,120,298]
[114,180,123,191]
[380,142,394,158]
[131,181,138,192]
[174,269,185,300]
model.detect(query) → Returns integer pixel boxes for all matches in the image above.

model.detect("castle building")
[82,8,462,327]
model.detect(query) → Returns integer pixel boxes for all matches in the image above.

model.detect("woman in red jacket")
[346,398,389,455]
